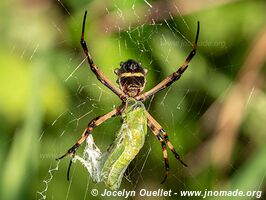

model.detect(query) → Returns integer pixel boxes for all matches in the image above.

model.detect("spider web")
[36,1,233,200]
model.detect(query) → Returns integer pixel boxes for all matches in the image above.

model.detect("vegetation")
[0,0,265,199]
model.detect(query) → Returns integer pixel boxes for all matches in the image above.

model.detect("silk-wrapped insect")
[74,98,147,190]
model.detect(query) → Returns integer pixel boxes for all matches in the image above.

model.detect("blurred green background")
[0,0,266,199]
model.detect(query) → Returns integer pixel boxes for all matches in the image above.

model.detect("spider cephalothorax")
[115,59,148,97]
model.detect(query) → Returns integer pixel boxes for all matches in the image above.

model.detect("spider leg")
[147,111,187,173]
[136,21,200,102]
[148,120,169,184]
[56,105,124,180]
[56,105,124,161]
[80,11,126,100]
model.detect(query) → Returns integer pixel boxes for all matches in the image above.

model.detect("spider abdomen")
[101,98,147,190]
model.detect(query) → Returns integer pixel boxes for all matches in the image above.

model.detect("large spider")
[57,11,200,183]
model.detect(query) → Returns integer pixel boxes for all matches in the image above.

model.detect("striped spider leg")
[80,11,127,101]
[136,21,200,102]
[56,105,124,180]
[147,111,187,183]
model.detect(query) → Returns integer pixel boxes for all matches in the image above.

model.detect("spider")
[57,10,200,184]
